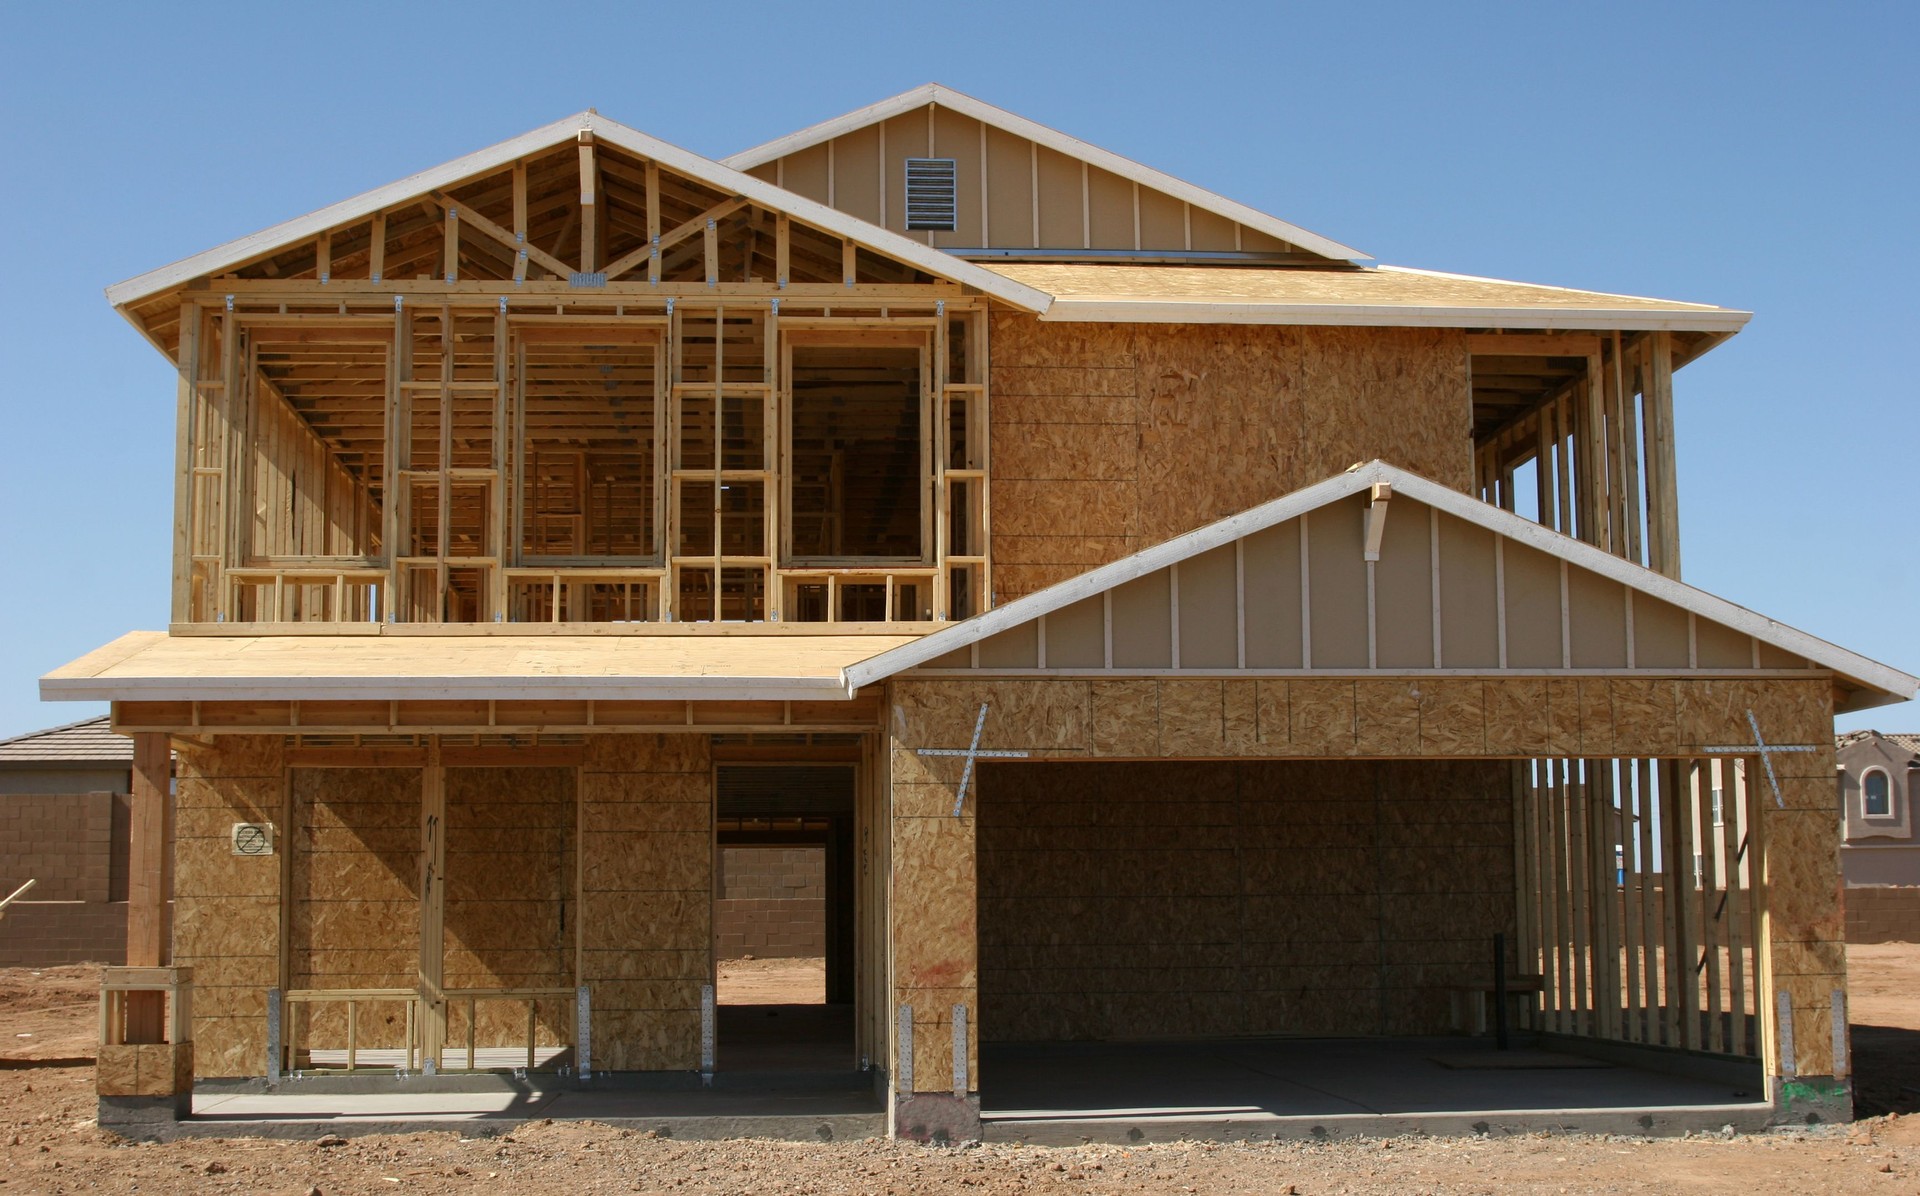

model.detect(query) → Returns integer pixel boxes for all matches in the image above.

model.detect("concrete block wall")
[0,791,116,901]
[1845,886,1920,944]
[0,901,132,966]
[714,846,825,959]
[0,791,153,966]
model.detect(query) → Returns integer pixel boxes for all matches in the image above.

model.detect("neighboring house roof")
[103,111,1053,315]
[990,263,1751,333]
[1839,730,1920,756]
[721,82,1369,263]
[0,716,132,765]
[845,461,1919,713]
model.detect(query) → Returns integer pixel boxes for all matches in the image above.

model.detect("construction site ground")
[4,947,1920,1194]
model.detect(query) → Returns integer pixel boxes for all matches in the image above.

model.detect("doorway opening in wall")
[713,763,857,1071]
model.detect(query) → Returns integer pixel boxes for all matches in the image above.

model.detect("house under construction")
[49,84,1917,1141]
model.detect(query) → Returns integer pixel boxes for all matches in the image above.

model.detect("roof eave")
[1036,299,1753,333]
[40,673,856,705]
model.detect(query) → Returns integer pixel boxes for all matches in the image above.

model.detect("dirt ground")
[717,955,826,1005]
[6,954,1920,1194]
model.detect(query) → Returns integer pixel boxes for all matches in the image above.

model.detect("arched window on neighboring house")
[1864,768,1893,818]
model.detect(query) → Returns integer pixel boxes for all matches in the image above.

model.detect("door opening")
[713,764,857,1071]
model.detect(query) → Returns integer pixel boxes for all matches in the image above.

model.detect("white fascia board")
[1039,299,1753,333]
[40,672,854,704]
[848,460,1920,705]
[723,83,1371,264]
[106,110,1053,316]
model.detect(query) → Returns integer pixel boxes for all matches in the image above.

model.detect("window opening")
[787,341,926,561]
[1865,769,1893,817]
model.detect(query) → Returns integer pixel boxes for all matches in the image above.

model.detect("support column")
[418,744,447,1070]
[124,732,172,1042]
[887,689,981,1143]
[1644,332,1681,578]
[1753,693,1852,1124]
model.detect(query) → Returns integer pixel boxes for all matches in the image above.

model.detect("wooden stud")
[443,205,459,285]
[578,133,598,275]
[646,160,662,285]
[370,211,387,283]
[171,303,200,623]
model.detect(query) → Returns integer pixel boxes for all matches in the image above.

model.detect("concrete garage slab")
[982,1037,1772,1143]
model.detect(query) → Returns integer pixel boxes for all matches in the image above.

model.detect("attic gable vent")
[904,158,958,231]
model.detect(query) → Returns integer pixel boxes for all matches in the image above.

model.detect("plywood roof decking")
[43,631,919,703]
[988,263,1751,332]
[849,462,1917,713]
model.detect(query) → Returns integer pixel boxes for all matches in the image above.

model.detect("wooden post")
[419,745,447,1070]
[171,303,200,623]
[124,732,172,1043]
[1644,332,1681,577]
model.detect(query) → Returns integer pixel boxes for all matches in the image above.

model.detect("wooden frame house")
[49,84,1917,1138]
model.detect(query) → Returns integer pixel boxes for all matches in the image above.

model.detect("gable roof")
[0,716,132,765]
[722,83,1369,263]
[846,461,1917,713]
[104,111,1053,314]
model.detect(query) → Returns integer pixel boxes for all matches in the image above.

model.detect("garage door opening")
[974,757,1764,1136]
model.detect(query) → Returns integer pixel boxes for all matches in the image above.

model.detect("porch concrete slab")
[171,1080,884,1142]
[982,1037,1772,1143]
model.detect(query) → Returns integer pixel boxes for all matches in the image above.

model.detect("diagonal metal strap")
[1700,708,1819,808]
[915,702,1029,816]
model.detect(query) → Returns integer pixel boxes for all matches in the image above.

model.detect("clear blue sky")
[1,2,1913,739]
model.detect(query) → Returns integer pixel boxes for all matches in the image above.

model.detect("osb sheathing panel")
[444,766,574,1043]
[580,735,711,1071]
[988,316,1470,599]
[290,768,421,1007]
[172,737,285,1077]
[975,758,1512,1041]
[892,677,1834,763]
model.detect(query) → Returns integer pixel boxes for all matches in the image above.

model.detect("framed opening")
[514,326,663,562]
[712,763,857,1072]
[785,334,929,564]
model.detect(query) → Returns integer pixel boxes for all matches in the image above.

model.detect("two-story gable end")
[50,87,1915,1141]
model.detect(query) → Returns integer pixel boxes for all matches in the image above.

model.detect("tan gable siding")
[956,489,1819,679]
[749,103,1321,255]
[989,314,1471,601]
